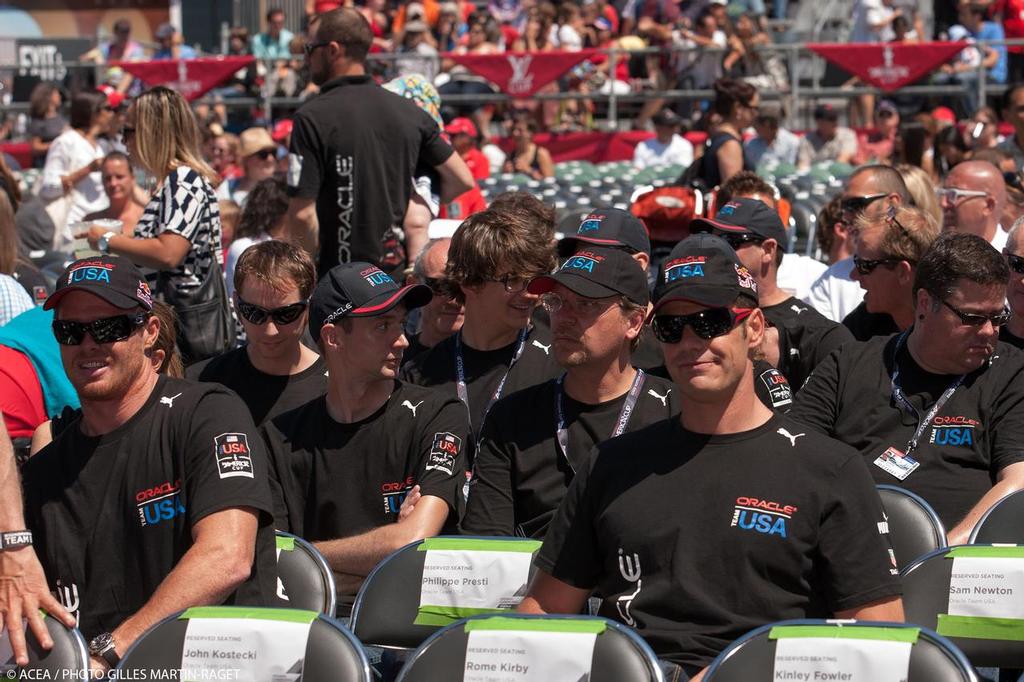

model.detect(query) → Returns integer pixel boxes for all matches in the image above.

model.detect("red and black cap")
[690,197,787,245]
[309,262,432,342]
[652,234,758,311]
[557,207,651,258]
[45,255,154,312]
[528,246,649,306]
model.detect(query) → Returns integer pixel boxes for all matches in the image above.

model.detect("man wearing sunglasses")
[939,160,1009,250]
[1002,223,1024,349]
[403,238,464,365]
[792,233,1024,544]
[23,255,278,675]
[188,241,326,426]
[691,198,853,391]
[461,248,678,539]
[520,234,903,681]
[263,262,466,613]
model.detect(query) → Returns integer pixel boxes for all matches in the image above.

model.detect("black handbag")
[156,262,236,364]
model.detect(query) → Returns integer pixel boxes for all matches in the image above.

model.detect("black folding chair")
[276,531,337,616]
[1,617,89,677]
[877,484,947,571]
[969,490,1024,544]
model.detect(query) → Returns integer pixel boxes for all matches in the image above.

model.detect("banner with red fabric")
[444,50,598,96]
[111,57,255,101]
[807,42,965,92]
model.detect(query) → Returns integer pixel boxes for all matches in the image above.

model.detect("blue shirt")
[251,29,295,60]
[153,44,198,60]
[975,21,1008,83]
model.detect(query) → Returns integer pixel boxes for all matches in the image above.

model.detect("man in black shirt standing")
[23,256,277,675]
[519,235,902,680]
[692,197,854,390]
[264,262,467,612]
[462,248,678,538]
[791,233,1024,544]
[189,241,327,425]
[402,208,562,447]
[1001,222,1024,348]
[404,237,464,365]
[284,8,473,273]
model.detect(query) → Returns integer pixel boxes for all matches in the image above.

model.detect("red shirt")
[440,185,487,220]
[996,0,1024,51]
[462,147,491,180]
[0,345,46,440]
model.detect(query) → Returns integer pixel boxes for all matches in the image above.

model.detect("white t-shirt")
[991,224,1009,251]
[802,257,866,323]
[557,25,583,51]
[632,135,695,169]
[39,129,108,251]
[777,254,828,302]
[225,233,272,301]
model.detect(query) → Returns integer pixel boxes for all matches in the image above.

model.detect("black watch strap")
[89,633,121,668]
[0,530,32,551]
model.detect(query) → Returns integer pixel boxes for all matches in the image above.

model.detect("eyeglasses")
[52,313,150,346]
[939,298,1011,327]
[541,292,616,317]
[252,149,276,161]
[493,273,540,294]
[852,254,905,276]
[1005,252,1024,275]
[652,307,754,343]
[303,40,331,56]
[720,232,765,250]
[421,277,449,295]
[935,187,989,204]
[840,193,888,216]
[236,297,309,326]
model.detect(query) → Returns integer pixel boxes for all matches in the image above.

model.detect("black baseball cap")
[45,255,154,312]
[557,207,651,258]
[528,246,649,306]
[652,234,758,311]
[309,262,432,342]
[691,197,787,245]
[813,104,839,122]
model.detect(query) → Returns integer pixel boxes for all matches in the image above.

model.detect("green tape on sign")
[937,615,1024,641]
[464,617,607,634]
[769,626,920,644]
[418,538,542,553]
[415,606,511,627]
[180,607,318,625]
[276,535,295,551]
[945,546,1024,559]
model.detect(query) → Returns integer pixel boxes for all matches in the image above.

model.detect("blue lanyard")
[555,369,646,473]
[890,331,965,455]
[454,327,529,434]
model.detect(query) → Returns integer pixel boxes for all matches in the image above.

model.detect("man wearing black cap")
[461,248,678,538]
[799,104,857,165]
[519,235,903,680]
[692,197,854,390]
[21,256,277,675]
[632,108,694,170]
[264,261,468,612]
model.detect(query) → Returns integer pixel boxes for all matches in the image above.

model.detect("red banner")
[111,56,255,101]
[445,50,598,96]
[807,42,965,92]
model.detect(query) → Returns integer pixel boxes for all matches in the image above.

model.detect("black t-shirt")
[629,329,664,372]
[187,347,329,426]
[648,359,793,412]
[789,334,1024,528]
[842,301,899,342]
[402,332,431,367]
[263,381,468,606]
[287,75,454,274]
[999,326,1024,350]
[400,325,564,444]
[22,377,278,640]
[763,296,853,391]
[462,371,680,538]
[536,414,900,670]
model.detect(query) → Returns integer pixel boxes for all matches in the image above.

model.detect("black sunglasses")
[940,298,1011,328]
[1005,252,1024,275]
[236,297,309,326]
[652,307,754,343]
[303,40,331,56]
[422,277,449,295]
[720,233,765,250]
[52,313,150,346]
[852,254,905,276]
[840,193,888,216]
[252,149,276,161]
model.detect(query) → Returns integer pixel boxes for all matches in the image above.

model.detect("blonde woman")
[80,86,233,361]
[896,163,942,227]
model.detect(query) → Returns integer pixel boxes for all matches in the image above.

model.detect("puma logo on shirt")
[160,393,182,408]
[791,304,806,315]
[532,340,551,355]
[402,400,424,417]
[776,428,805,447]
[647,388,671,407]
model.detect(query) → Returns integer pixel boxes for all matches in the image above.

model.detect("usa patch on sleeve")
[426,432,461,476]
[759,368,793,408]
[214,433,254,479]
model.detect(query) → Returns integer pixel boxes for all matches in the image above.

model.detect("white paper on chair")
[948,557,1024,619]
[419,549,533,614]
[463,629,597,682]
[773,637,913,682]
[179,616,312,682]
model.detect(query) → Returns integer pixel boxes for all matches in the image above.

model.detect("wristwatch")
[0,530,32,551]
[97,231,117,254]
[88,632,121,668]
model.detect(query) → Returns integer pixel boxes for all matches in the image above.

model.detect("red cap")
[444,117,478,138]
[272,119,293,142]
[98,85,125,110]
[932,106,956,123]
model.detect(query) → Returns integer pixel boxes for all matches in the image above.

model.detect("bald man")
[940,160,1009,249]
[1002,221,1024,349]
[405,238,464,364]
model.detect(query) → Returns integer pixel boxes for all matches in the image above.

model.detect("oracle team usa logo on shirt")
[427,432,461,476]
[214,433,254,479]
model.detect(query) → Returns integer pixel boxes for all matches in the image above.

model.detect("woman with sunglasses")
[222,127,280,206]
[37,90,116,252]
[78,86,232,362]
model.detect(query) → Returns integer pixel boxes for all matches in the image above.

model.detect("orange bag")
[630,187,707,244]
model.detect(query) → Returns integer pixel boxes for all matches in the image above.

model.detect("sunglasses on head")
[52,312,150,346]
[840,193,887,216]
[939,298,1011,327]
[852,254,905,276]
[652,307,754,343]
[236,297,309,326]
[1005,252,1024,275]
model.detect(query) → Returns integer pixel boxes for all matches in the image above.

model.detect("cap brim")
[44,284,145,312]
[650,285,737,316]
[557,235,627,257]
[528,272,621,299]
[350,283,433,316]
[690,217,754,236]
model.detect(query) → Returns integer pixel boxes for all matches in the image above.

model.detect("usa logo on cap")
[578,214,605,233]
[562,251,606,273]
[360,266,393,288]
[664,256,707,283]
[67,260,115,285]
